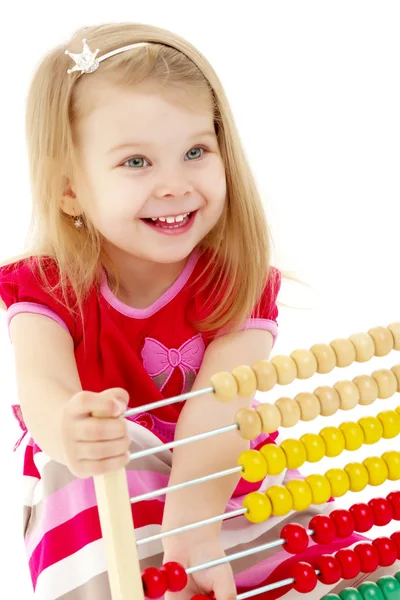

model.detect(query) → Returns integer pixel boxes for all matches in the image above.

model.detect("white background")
[0,1,399,596]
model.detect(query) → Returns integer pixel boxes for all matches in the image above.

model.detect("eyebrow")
[107,130,216,154]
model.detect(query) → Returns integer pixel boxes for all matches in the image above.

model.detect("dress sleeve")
[241,266,282,346]
[0,257,78,342]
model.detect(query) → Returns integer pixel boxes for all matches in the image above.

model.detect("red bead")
[354,542,379,572]
[372,537,398,567]
[282,524,309,554]
[291,562,318,593]
[368,497,393,526]
[330,509,355,538]
[335,548,361,579]
[349,503,374,532]
[390,531,400,559]
[142,567,168,599]
[315,555,342,584]
[309,515,336,545]
[388,491,400,519]
[160,562,188,592]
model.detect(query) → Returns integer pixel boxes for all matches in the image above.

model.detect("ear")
[61,178,80,216]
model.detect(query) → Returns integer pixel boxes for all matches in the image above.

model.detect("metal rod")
[124,386,214,417]
[237,577,295,599]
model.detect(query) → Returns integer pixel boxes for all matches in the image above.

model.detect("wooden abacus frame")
[93,323,400,600]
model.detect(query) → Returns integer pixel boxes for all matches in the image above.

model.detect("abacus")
[93,323,400,599]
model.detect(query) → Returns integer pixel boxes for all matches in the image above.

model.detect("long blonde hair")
[1,22,279,333]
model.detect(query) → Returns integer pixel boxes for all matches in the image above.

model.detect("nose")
[153,167,194,199]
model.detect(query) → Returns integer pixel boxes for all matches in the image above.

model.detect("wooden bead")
[371,369,398,399]
[391,365,400,392]
[290,349,317,379]
[368,326,394,357]
[333,380,360,410]
[310,344,336,374]
[388,322,400,350]
[349,332,375,362]
[270,355,297,385]
[353,375,379,405]
[235,408,262,440]
[329,338,356,368]
[255,403,282,433]
[252,360,278,391]
[211,371,238,402]
[295,392,321,421]
[313,386,340,416]
[275,397,301,427]
[232,365,257,397]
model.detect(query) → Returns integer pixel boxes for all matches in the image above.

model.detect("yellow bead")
[325,468,350,497]
[339,421,364,451]
[358,416,383,444]
[265,485,293,516]
[286,479,313,511]
[344,462,369,492]
[377,410,400,439]
[382,451,400,480]
[211,371,238,402]
[259,444,287,475]
[319,427,345,457]
[238,450,267,483]
[300,433,326,463]
[232,365,257,397]
[363,456,388,486]
[280,439,307,469]
[243,491,272,523]
[305,474,331,504]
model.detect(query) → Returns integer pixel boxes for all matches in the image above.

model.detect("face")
[70,80,227,265]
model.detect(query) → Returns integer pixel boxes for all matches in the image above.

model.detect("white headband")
[65,38,152,76]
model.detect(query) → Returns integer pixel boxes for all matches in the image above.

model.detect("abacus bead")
[344,463,369,492]
[325,468,350,497]
[160,562,187,592]
[291,562,318,593]
[390,531,400,558]
[363,456,388,486]
[376,576,400,598]
[211,372,238,402]
[309,515,336,544]
[383,451,400,481]
[235,408,262,440]
[300,433,326,462]
[368,498,393,526]
[255,402,281,433]
[378,410,400,438]
[319,426,345,457]
[286,479,313,511]
[349,332,375,362]
[259,444,287,475]
[310,343,337,373]
[353,375,379,405]
[349,503,375,532]
[281,523,309,554]
[368,326,394,356]
[271,355,297,385]
[334,380,360,410]
[330,509,355,538]
[335,548,361,579]
[290,349,317,379]
[275,397,301,427]
[306,474,331,504]
[358,582,385,600]
[388,322,400,349]
[330,338,357,368]
[232,365,257,397]
[315,555,342,584]
[252,360,278,391]
[372,537,398,567]
[358,416,383,445]
[354,542,379,572]
[339,421,365,451]
[388,490,400,519]
[322,596,340,600]
[142,567,168,599]
[243,491,272,523]
[238,449,267,482]
[391,365,400,392]
[266,485,293,516]
[372,369,398,399]
[339,591,363,600]
[295,392,321,421]
[314,386,341,416]
[280,438,307,469]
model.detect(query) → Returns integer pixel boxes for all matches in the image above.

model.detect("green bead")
[340,589,364,600]
[376,576,400,599]
[321,596,340,600]
[395,572,400,585]
[359,582,385,600]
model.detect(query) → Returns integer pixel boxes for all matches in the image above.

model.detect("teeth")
[154,213,190,224]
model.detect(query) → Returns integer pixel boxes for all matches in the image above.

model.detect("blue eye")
[124,157,149,169]
[185,147,204,160]
[123,147,206,169]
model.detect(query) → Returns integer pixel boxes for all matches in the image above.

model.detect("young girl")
[0,22,389,600]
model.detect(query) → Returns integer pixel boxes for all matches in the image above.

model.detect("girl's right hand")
[61,388,131,478]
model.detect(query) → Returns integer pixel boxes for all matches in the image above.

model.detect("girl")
[0,22,387,600]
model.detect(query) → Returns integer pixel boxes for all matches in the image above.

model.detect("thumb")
[212,568,236,600]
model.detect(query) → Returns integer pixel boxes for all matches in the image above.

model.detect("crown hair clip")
[65,38,152,76]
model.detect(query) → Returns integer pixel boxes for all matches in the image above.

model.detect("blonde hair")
[1,22,280,333]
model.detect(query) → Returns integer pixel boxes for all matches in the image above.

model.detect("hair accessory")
[65,38,151,76]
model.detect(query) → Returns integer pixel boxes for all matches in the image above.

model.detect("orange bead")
[235,408,262,440]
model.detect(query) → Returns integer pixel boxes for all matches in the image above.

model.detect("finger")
[212,569,236,600]
[78,452,130,477]
[76,438,131,460]
[70,389,129,419]
[75,417,127,441]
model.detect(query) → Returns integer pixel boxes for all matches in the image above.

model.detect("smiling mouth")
[141,211,195,229]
